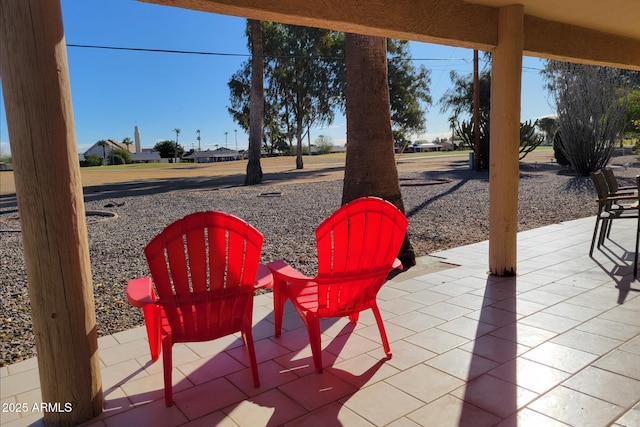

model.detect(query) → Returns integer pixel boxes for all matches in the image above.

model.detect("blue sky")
[0,0,555,155]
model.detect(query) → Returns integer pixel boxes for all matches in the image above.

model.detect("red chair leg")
[143,305,161,361]
[372,306,392,359]
[273,278,288,337]
[305,315,324,373]
[243,325,260,388]
[348,312,360,323]
[162,336,173,406]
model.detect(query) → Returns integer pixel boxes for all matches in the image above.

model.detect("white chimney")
[134,125,141,153]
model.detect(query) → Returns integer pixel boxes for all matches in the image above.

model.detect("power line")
[67,43,250,57]
[66,43,470,63]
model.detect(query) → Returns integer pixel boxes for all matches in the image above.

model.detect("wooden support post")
[488,5,523,276]
[0,1,103,425]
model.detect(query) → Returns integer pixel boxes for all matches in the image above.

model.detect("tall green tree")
[154,140,184,159]
[624,89,640,134]
[536,116,559,145]
[246,19,264,185]
[343,33,415,267]
[228,23,432,164]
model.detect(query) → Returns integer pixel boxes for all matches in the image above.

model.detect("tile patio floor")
[2,216,640,427]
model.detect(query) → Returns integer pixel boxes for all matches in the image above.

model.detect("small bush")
[553,131,571,166]
[316,141,334,155]
[84,154,103,167]
[110,154,126,165]
[109,148,132,164]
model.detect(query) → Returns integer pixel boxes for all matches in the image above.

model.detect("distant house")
[83,139,135,164]
[131,151,162,163]
[183,147,242,163]
[83,140,163,164]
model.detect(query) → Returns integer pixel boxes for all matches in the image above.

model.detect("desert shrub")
[84,154,103,167]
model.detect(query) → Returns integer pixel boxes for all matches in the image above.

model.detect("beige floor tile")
[452,374,538,418]
[340,381,423,426]
[528,386,623,426]
[327,353,399,388]
[425,347,498,381]
[612,406,640,427]
[385,417,422,427]
[489,322,556,347]
[278,371,356,411]
[459,334,529,364]
[563,366,640,407]
[378,297,428,316]
[435,316,498,340]
[407,394,500,427]
[446,294,496,311]
[100,359,149,391]
[383,339,437,371]
[576,317,640,341]
[177,351,245,385]
[488,357,570,394]
[519,311,581,334]
[386,364,464,404]
[550,329,623,355]
[405,328,469,354]
[180,410,240,427]
[417,301,472,321]
[173,377,247,420]
[121,369,191,405]
[0,366,40,399]
[387,310,445,332]
[103,399,188,427]
[620,335,640,355]
[284,401,374,427]
[522,342,598,373]
[223,388,306,427]
[356,320,415,343]
[593,349,640,381]
[225,359,298,397]
[99,339,151,367]
[541,301,602,322]
[490,297,547,316]
[495,408,571,426]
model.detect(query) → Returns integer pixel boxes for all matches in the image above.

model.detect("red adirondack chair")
[267,197,409,372]
[127,211,271,406]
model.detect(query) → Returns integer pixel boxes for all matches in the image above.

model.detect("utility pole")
[196,129,201,151]
[174,128,180,164]
[473,49,481,171]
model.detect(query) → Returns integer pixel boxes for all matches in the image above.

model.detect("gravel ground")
[1,153,638,366]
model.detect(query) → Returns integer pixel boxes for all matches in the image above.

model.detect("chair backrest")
[144,211,264,342]
[314,197,408,316]
[602,167,620,194]
[591,170,610,207]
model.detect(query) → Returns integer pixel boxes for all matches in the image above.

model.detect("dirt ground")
[0,149,561,196]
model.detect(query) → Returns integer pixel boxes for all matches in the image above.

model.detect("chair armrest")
[255,263,274,289]
[267,260,315,286]
[598,194,637,203]
[126,277,158,308]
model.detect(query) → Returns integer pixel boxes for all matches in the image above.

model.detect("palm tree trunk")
[246,19,264,185]
[342,33,415,267]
